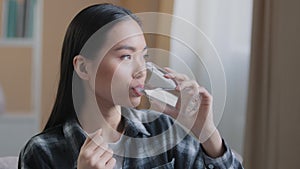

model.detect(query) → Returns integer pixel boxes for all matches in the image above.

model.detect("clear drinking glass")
[144,62,177,90]
[142,62,200,115]
[139,62,178,107]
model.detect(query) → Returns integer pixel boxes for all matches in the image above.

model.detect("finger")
[177,80,199,92]
[198,86,213,104]
[82,129,101,145]
[105,158,116,169]
[100,149,114,164]
[81,129,102,151]
[198,86,211,96]
[163,67,189,82]
[164,73,189,83]
[176,81,202,114]
[87,128,103,138]
[79,137,92,159]
[93,143,108,157]
[163,67,176,74]
[85,129,104,152]
[88,143,108,166]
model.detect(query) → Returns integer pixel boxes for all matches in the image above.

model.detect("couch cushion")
[0,156,18,169]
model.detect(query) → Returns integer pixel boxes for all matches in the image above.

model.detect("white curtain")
[170,0,253,155]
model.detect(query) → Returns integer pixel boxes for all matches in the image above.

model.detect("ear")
[73,55,90,80]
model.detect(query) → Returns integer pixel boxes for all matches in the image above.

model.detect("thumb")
[82,128,103,147]
[88,128,103,138]
[89,128,103,146]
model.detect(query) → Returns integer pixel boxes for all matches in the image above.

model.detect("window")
[3,0,36,39]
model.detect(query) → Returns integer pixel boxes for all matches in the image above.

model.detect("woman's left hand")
[150,67,216,143]
[149,67,225,157]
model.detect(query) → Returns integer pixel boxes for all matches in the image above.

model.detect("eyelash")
[120,54,150,60]
[121,55,132,60]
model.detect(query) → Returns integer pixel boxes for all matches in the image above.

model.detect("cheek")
[110,66,132,89]
[94,62,132,97]
[95,64,114,89]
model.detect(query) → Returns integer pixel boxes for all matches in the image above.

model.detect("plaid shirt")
[18,107,243,169]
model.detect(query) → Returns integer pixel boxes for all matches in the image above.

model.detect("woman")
[19,3,243,169]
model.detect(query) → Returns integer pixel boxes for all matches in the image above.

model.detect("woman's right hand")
[77,129,116,169]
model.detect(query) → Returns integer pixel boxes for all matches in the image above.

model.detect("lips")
[131,84,144,97]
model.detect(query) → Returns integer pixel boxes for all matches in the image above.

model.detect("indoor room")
[0,0,299,168]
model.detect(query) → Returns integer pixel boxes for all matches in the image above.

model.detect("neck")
[98,100,122,131]
[78,88,124,143]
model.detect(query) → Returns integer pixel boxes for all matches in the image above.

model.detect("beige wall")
[0,47,32,113]
[41,0,174,128]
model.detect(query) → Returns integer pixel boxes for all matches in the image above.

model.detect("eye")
[143,54,150,60]
[121,55,132,60]
[144,54,150,59]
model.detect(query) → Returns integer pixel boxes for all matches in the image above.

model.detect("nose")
[133,57,147,79]
[133,64,146,79]
[132,50,147,79]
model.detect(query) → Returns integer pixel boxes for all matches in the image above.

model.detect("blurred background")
[0,0,299,168]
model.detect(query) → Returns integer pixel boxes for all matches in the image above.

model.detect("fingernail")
[164,74,170,78]
[164,67,170,71]
[165,73,175,78]
[98,128,103,135]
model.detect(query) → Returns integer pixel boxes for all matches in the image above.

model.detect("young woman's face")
[90,19,147,107]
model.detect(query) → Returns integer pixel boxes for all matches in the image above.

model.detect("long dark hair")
[44,3,141,130]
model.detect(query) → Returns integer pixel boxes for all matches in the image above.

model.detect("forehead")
[109,19,144,42]
[87,19,146,61]
[106,19,146,51]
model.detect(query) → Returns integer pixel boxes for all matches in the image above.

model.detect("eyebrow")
[114,45,148,52]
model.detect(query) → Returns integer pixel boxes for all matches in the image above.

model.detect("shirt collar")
[63,107,151,149]
[121,107,151,137]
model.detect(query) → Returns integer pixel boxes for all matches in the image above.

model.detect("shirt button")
[208,164,214,169]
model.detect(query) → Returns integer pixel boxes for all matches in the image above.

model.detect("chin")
[130,97,142,107]
[118,98,141,108]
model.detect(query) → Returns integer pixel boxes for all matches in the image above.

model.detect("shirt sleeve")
[199,139,244,169]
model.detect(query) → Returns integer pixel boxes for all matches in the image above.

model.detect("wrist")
[201,130,225,158]
[192,121,216,143]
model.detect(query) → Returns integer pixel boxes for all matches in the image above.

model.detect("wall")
[0,48,32,113]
